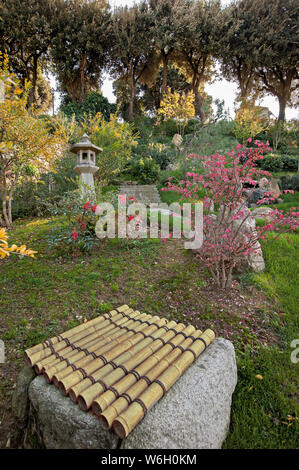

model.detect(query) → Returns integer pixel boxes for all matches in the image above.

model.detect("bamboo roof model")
[25,305,215,439]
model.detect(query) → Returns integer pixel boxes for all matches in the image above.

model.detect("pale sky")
[51,0,298,120]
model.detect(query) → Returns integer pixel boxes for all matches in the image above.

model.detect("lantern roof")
[70,134,102,154]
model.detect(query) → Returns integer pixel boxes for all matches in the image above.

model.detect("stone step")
[119,184,161,205]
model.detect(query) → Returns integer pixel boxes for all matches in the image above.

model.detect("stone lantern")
[70,133,102,196]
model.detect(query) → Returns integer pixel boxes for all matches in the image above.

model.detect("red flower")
[83,202,90,210]
[129,197,137,201]
[81,223,86,228]
[71,231,79,240]
[127,215,134,221]
[91,204,97,212]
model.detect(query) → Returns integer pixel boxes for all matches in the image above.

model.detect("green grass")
[1,204,299,448]
[269,190,299,212]
[223,232,299,448]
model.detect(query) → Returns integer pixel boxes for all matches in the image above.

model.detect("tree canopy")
[0,0,297,121]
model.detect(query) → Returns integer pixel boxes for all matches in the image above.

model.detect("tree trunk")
[193,83,205,123]
[27,56,39,109]
[128,69,136,122]
[2,190,10,228]
[79,54,87,104]
[161,53,168,98]
[8,182,16,226]
[278,95,287,122]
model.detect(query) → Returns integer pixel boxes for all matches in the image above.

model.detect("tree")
[217,1,261,102]
[225,0,299,122]
[112,78,145,121]
[233,103,270,144]
[109,2,156,121]
[173,0,222,122]
[140,64,192,113]
[149,0,179,98]
[60,92,116,122]
[0,0,57,108]
[35,71,53,113]
[164,141,299,288]
[158,88,195,136]
[0,66,67,227]
[50,0,112,103]
[253,0,299,122]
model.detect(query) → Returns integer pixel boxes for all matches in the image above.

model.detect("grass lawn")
[0,208,298,448]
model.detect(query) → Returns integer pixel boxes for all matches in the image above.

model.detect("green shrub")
[127,157,160,184]
[280,175,299,192]
[11,153,78,219]
[132,133,175,171]
[159,168,186,187]
[280,154,298,171]
[258,153,298,172]
[154,118,178,137]
[60,92,116,122]
[260,153,284,172]
[184,120,239,157]
[284,147,299,156]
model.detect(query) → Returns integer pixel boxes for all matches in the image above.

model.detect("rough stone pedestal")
[121,337,237,449]
[15,338,237,449]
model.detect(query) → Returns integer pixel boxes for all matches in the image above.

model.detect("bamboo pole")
[38,308,140,374]
[25,305,130,366]
[76,320,183,411]
[92,324,197,417]
[96,327,202,429]
[112,329,215,439]
[25,304,130,360]
[42,311,149,382]
[68,317,172,404]
[57,316,168,396]
[51,312,155,387]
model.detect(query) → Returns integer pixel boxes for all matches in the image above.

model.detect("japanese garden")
[0,0,298,451]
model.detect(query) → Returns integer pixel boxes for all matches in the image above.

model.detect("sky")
[51,0,298,120]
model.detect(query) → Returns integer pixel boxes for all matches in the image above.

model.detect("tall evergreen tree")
[50,0,112,103]
[149,0,178,98]
[109,2,156,121]
[174,0,222,122]
[217,1,261,102]
[0,0,57,107]
[221,0,299,121]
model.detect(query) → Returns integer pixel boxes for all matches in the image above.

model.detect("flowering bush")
[158,89,195,136]
[163,141,299,288]
[46,191,100,255]
[233,103,269,144]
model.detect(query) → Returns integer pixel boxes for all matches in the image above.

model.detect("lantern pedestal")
[74,164,99,194]
[70,134,102,197]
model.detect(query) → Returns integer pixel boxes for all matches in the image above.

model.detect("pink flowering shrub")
[163,141,299,288]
